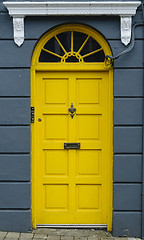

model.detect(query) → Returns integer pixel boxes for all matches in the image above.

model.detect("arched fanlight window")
[39,27,105,63]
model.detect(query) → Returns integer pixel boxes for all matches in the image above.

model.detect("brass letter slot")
[64,143,80,149]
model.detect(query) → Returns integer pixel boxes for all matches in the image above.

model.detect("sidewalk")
[0,229,141,240]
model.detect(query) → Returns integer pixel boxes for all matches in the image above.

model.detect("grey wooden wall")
[0,0,143,236]
[112,8,143,237]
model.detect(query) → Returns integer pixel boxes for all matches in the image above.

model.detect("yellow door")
[36,70,109,225]
[31,24,113,230]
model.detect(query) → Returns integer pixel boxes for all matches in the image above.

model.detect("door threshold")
[37,224,107,228]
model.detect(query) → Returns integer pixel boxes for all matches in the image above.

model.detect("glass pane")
[73,31,88,52]
[81,36,101,56]
[39,50,61,62]
[57,31,71,52]
[45,37,64,55]
[84,50,105,62]
[66,56,79,62]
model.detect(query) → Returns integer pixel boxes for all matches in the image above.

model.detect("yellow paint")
[31,24,113,230]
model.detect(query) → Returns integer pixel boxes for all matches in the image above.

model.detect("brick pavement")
[0,229,141,240]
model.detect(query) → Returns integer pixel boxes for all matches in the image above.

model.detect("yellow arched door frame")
[31,24,113,231]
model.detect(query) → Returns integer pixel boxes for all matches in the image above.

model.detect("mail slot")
[64,143,80,149]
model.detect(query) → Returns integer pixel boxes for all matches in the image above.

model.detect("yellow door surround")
[31,24,113,231]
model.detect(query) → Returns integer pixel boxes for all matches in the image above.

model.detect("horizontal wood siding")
[0,127,30,152]
[0,155,30,181]
[0,70,30,96]
[0,210,31,232]
[0,99,30,125]
[113,212,141,237]
[113,184,141,210]
[114,127,142,153]
[0,41,36,67]
[114,69,143,97]
[114,155,142,182]
[110,40,143,68]
[112,8,143,237]
[0,183,31,208]
[114,99,143,125]
[0,9,32,230]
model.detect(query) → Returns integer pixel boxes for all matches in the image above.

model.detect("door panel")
[36,71,109,224]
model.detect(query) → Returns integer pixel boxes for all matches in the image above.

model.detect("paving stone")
[115,238,128,240]
[33,239,48,240]
[57,229,89,237]
[0,232,7,239]
[56,229,77,236]
[101,238,115,240]
[5,238,19,240]
[61,236,74,240]
[47,235,61,240]
[0,229,135,240]
[5,232,20,239]
[93,231,112,238]
[74,237,88,240]
[88,238,101,240]
[20,232,34,240]
[34,229,57,235]
[33,234,47,239]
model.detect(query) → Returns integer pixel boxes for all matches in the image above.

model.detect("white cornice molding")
[3,1,141,17]
[3,1,141,46]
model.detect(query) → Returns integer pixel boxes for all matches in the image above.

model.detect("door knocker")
[68,103,76,119]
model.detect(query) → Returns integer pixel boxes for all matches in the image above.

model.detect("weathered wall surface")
[0,0,142,236]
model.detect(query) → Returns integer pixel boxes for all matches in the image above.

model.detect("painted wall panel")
[0,210,31,232]
[114,155,142,182]
[0,14,120,40]
[0,98,30,125]
[0,154,30,181]
[0,13,12,38]
[0,70,30,97]
[0,40,36,67]
[25,16,120,40]
[114,98,142,125]
[109,40,143,68]
[0,13,142,41]
[0,183,31,208]
[114,127,142,153]
[133,10,144,39]
[0,127,30,153]
[114,69,143,97]
[25,11,143,40]
[113,212,141,237]
[114,184,141,210]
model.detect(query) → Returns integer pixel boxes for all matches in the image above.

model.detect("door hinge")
[31,107,35,123]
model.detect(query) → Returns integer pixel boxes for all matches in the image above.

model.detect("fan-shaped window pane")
[57,31,71,52]
[73,32,88,52]
[39,30,105,63]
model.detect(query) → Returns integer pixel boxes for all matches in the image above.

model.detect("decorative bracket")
[13,17,24,47]
[3,1,141,47]
[121,16,132,46]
